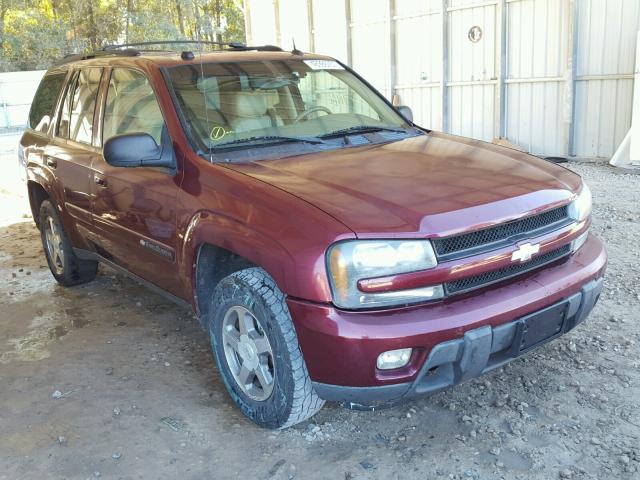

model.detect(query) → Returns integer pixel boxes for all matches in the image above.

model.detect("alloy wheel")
[44,215,64,275]
[221,305,275,401]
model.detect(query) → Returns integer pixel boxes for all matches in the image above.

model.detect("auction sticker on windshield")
[304,59,344,70]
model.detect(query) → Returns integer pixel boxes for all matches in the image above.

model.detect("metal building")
[244,0,639,158]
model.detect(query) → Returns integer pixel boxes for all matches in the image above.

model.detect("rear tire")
[39,200,98,286]
[208,267,324,429]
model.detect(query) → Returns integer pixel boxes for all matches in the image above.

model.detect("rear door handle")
[45,157,57,168]
[94,174,107,187]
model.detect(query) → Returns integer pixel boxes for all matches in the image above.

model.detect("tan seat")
[220,91,273,133]
[176,88,226,124]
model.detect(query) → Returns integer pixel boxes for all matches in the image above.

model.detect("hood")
[224,132,581,237]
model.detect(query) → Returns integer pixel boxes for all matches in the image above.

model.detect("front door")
[89,67,183,296]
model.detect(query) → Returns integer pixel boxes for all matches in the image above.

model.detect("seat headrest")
[196,77,220,109]
[221,91,268,118]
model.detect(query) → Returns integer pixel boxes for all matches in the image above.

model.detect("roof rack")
[103,40,245,50]
[103,40,283,52]
[54,41,286,66]
[53,48,140,66]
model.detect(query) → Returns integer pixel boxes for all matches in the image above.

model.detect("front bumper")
[287,234,606,403]
[312,277,602,409]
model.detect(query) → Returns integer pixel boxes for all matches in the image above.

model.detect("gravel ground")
[0,132,639,479]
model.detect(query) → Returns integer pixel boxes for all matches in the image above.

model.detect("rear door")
[21,69,68,188]
[89,67,183,295]
[45,67,104,232]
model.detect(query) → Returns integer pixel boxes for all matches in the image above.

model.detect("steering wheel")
[293,105,333,123]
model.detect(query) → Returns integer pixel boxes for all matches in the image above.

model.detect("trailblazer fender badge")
[511,242,540,263]
[139,238,174,261]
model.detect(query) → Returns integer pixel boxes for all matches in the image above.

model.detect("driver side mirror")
[103,130,175,169]
[396,105,413,123]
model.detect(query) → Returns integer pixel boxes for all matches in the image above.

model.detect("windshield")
[166,58,415,156]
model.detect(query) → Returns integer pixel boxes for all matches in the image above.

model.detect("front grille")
[445,244,571,295]
[433,205,570,260]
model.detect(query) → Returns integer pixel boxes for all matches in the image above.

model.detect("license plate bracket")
[519,302,567,353]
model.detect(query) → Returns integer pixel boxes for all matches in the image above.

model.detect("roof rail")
[103,40,246,50]
[53,41,286,67]
[103,40,284,52]
[239,45,284,52]
[53,48,140,66]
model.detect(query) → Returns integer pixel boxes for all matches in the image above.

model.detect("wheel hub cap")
[221,305,275,401]
[237,334,259,370]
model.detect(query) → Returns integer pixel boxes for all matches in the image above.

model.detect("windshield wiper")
[319,125,409,138]
[210,135,327,150]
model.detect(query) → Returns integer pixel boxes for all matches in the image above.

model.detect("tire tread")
[214,267,324,429]
[39,200,98,286]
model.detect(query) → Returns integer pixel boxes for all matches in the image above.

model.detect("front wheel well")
[195,243,256,321]
[27,181,50,228]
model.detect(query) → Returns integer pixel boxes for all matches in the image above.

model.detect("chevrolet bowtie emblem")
[511,242,540,263]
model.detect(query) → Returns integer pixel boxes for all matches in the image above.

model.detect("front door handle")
[45,156,57,168]
[94,174,107,188]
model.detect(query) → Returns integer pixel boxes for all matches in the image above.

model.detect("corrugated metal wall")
[573,0,638,158]
[246,0,639,158]
[505,0,570,156]
[394,0,443,130]
[448,0,498,141]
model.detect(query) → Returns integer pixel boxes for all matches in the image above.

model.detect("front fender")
[175,158,356,311]
[179,210,321,312]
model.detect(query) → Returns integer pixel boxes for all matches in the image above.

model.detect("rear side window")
[103,69,164,145]
[28,72,66,133]
[58,68,103,144]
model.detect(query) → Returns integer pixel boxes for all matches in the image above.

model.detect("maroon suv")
[20,42,606,428]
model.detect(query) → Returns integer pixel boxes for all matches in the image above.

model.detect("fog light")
[376,348,413,370]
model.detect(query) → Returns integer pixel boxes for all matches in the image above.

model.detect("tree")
[0,0,247,72]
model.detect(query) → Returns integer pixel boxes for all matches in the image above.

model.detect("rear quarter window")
[28,72,67,133]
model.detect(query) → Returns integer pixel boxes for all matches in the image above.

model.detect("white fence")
[245,0,640,158]
[0,70,46,130]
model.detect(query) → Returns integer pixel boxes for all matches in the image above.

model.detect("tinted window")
[66,69,103,144]
[29,72,66,133]
[103,69,164,145]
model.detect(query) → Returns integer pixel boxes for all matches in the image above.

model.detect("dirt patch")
[0,160,638,480]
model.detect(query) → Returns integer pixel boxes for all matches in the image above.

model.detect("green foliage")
[2,8,68,70]
[0,0,246,72]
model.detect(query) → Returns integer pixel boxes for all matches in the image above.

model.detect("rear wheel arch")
[27,181,50,228]
[38,199,98,285]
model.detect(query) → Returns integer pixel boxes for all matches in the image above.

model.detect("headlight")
[568,183,592,222]
[327,240,442,309]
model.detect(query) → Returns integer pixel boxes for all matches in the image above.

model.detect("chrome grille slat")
[444,244,572,296]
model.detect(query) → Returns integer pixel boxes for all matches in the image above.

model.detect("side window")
[57,71,78,139]
[57,68,102,143]
[69,69,103,144]
[29,71,67,133]
[103,69,164,145]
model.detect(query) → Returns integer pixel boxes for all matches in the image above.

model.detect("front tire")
[39,200,98,286]
[208,268,324,429]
